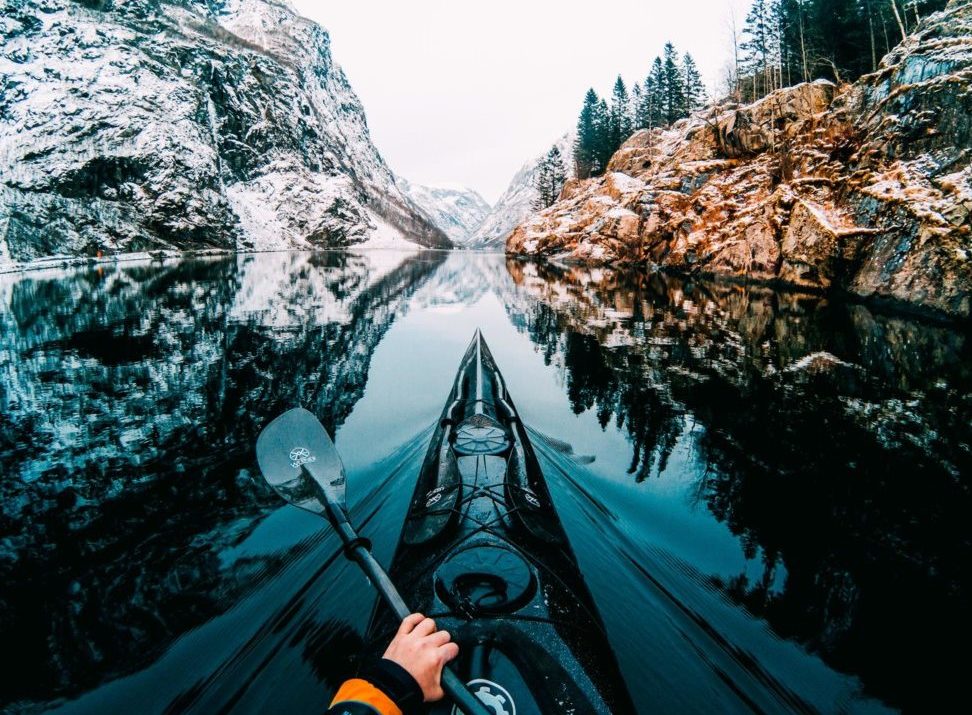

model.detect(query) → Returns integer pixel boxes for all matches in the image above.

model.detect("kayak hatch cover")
[366,330,635,715]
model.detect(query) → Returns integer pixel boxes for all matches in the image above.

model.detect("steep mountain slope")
[0,0,450,264]
[399,180,490,244]
[469,133,573,248]
[509,2,972,318]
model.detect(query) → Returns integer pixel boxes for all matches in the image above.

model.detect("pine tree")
[594,98,613,172]
[609,75,632,154]
[574,89,600,179]
[549,145,567,199]
[634,75,652,130]
[648,56,666,128]
[662,42,686,124]
[533,145,567,210]
[532,156,550,211]
[681,53,707,114]
[630,83,644,131]
[741,0,773,100]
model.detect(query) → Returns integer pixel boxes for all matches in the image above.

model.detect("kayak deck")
[368,331,633,715]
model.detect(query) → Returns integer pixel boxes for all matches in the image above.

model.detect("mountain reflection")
[503,258,971,711]
[1,251,968,713]
[0,251,446,706]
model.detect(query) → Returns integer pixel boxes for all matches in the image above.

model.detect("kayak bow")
[368,330,634,714]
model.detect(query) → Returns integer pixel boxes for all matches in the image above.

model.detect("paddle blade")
[255,407,346,514]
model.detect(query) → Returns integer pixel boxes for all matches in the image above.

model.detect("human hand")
[382,613,459,702]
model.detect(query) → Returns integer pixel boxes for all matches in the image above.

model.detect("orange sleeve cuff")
[329,678,403,715]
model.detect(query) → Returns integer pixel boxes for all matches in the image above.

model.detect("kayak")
[366,330,635,714]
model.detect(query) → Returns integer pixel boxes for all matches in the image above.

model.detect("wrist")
[359,657,424,713]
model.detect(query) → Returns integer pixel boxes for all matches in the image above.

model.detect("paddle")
[256,408,489,715]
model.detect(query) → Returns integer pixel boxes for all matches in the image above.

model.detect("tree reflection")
[504,257,972,710]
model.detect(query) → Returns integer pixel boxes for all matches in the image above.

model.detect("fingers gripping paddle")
[256,408,489,715]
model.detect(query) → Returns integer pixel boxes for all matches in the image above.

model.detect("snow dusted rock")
[714,81,837,158]
[470,132,573,248]
[399,179,491,244]
[509,2,972,318]
[0,0,450,264]
[778,199,876,288]
[840,0,972,315]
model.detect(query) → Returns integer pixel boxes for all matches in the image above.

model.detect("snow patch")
[784,351,856,373]
[358,215,418,250]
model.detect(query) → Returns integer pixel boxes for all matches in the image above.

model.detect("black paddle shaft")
[255,408,487,715]
[322,500,489,715]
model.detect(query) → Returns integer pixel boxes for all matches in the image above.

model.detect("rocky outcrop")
[399,180,491,244]
[469,132,573,248]
[508,1,972,318]
[0,0,451,264]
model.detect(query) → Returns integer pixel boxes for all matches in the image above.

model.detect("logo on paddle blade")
[289,447,316,469]
[425,486,445,507]
[452,679,515,715]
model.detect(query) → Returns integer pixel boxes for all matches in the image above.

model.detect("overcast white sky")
[292,0,752,203]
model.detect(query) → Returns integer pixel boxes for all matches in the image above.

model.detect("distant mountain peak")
[399,180,492,245]
[468,133,574,248]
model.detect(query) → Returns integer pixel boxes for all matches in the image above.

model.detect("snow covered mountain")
[0,0,450,264]
[399,180,491,244]
[468,133,573,248]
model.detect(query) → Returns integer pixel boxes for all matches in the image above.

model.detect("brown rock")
[715,80,836,158]
[780,200,847,288]
[559,178,587,201]
[507,2,972,318]
[606,129,661,176]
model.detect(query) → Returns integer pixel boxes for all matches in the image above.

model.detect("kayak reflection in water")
[327,613,458,715]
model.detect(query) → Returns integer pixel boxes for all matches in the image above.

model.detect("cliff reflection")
[0,251,446,706]
[2,251,967,713]
[504,258,971,710]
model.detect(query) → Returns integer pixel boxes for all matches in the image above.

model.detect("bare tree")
[793,0,810,82]
[909,0,922,26]
[816,55,845,85]
[878,2,893,54]
[889,0,908,42]
[727,2,742,100]
[864,0,878,71]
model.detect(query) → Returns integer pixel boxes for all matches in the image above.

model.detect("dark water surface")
[1,251,969,714]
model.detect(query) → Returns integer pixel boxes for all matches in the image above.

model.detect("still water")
[0,250,968,714]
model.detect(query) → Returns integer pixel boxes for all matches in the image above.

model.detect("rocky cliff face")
[399,180,491,244]
[470,132,573,248]
[0,0,450,264]
[508,1,972,318]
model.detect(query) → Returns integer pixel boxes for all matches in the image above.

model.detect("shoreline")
[4,246,961,327]
[507,253,972,327]
[0,245,504,279]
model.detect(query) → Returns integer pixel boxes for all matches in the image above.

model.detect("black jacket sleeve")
[325,658,424,715]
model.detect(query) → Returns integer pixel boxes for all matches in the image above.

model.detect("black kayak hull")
[366,331,634,714]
